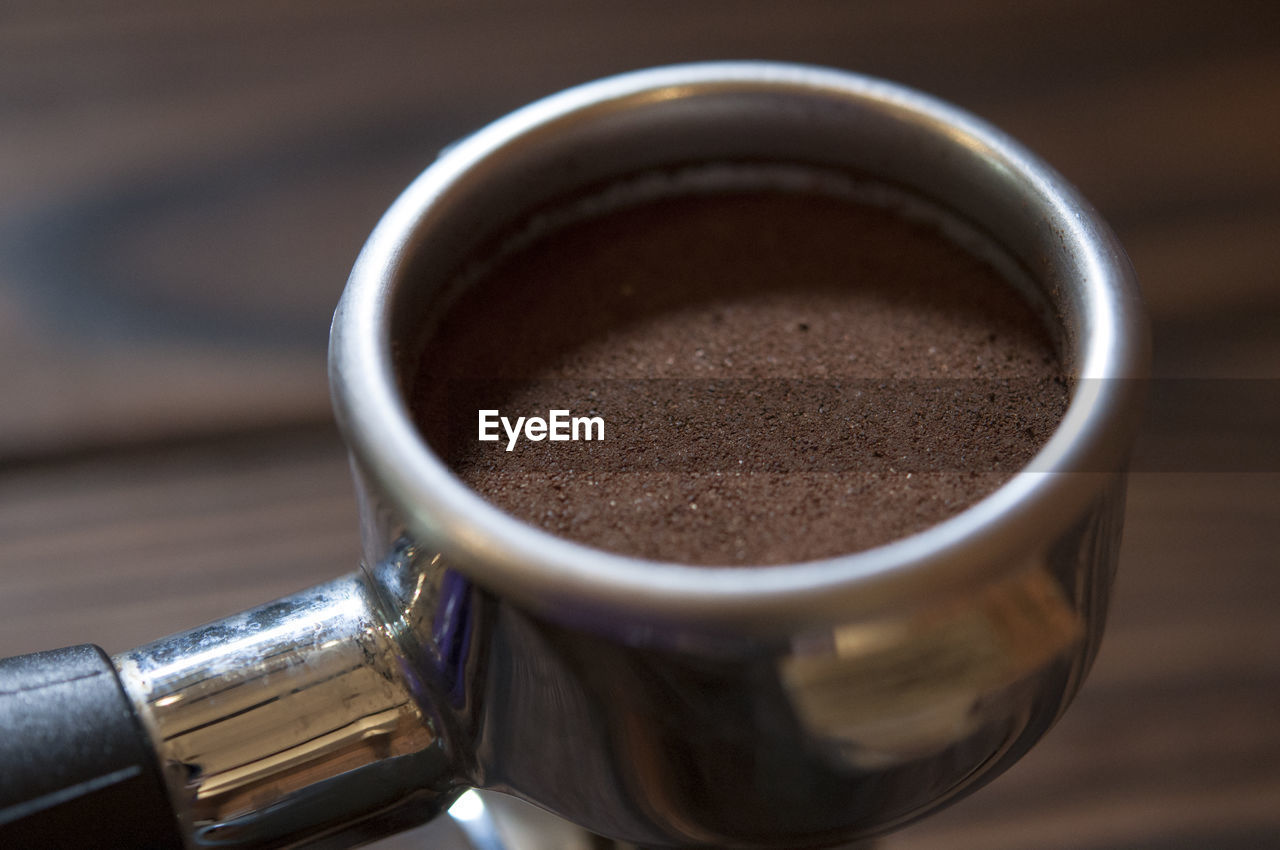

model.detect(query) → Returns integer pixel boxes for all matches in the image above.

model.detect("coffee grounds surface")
[413,185,1067,565]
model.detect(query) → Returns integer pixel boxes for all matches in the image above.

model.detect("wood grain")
[1,2,1277,847]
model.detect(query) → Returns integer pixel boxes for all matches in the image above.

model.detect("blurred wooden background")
[1,2,1277,848]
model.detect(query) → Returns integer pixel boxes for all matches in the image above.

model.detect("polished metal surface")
[114,574,455,848]
[448,791,509,850]
[352,501,1119,846]
[109,63,1146,848]
[450,790,877,850]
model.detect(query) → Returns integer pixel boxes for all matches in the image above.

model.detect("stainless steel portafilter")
[0,63,1147,849]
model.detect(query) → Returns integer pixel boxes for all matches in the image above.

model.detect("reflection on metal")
[114,574,454,848]
[449,790,507,850]
[782,564,1081,768]
[451,790,656,850]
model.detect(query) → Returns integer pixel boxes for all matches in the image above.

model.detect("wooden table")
[2,3,1277,847]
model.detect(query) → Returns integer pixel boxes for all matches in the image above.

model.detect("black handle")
[0,644,184,849]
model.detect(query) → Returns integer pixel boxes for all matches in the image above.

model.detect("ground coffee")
[412,167,1067,565]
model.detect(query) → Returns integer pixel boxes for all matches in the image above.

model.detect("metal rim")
[329,61,1149,635]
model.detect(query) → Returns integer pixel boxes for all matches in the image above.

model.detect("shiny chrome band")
[114,574,456,848]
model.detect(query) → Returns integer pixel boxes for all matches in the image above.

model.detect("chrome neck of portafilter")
[112,570,462,848]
